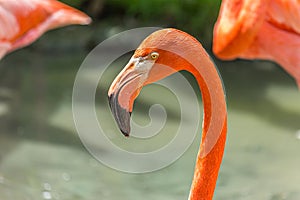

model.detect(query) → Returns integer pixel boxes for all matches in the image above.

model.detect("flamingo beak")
[108,56,155,136]
[108,93,131,137]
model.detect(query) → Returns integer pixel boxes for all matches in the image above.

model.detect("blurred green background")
[0,0,299,199]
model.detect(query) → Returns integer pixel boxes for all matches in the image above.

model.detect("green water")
[0,26,299,200]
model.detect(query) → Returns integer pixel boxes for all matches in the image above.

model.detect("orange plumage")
[213,0,300,87]
[0,0,91,59]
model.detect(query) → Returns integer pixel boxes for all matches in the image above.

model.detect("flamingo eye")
[150,52,159,60]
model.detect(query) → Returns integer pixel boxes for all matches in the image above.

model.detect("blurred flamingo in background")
[213,0,300,88]
[108,28,227,200]
[0,0,91,60]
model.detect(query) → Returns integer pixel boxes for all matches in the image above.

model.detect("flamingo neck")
[185,45,227,200]
[137,29,227,199]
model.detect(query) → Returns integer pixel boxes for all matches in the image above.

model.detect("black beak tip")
[108,93,132,137]
[121,130,130,137]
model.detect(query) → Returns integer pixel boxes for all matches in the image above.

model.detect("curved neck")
[186,49,227,200]
[158,42,227,199]
[139,29,227,199]
[157,34,227,199]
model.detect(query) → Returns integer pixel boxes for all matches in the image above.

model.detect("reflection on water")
[0,26,299,200]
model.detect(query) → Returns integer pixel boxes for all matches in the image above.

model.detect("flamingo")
[0,0,91,60]
[213,0,300,88]
[108,28,227,200]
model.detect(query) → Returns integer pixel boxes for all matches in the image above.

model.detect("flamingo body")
[213,0,300,87]
[0,0,91,59]
[108,28,227,200]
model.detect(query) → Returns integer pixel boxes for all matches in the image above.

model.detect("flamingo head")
[108,28,190,136]
[108,51,160,136]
